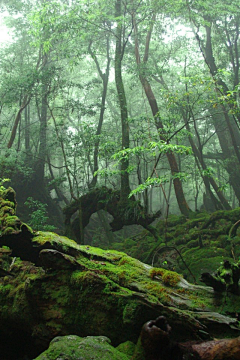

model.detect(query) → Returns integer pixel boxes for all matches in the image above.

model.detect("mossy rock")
[34,335,130,360]
[116,340,136,357]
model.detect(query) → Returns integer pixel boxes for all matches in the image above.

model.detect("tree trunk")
[7,94,30,149]
[196,22,240,160]
[133,15,191,216]
[97,210,115,245]
[182,111,231,210]
[36,81,48,182]
[24,104,30,151]
[210,109,240,203]
[115,0,131,200]
[88,38,111,188]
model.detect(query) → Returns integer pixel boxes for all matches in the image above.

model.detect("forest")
[0,0,240,359]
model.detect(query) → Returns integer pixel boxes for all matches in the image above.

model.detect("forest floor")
[106,208,240,285]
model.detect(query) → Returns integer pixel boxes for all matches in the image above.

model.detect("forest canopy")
[0,0,240,238]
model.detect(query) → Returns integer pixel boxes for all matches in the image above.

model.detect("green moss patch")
[34,335,130,360]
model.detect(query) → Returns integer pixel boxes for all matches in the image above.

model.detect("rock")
[34,335,130,360]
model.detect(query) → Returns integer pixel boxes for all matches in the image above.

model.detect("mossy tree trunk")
[64,187,161,243]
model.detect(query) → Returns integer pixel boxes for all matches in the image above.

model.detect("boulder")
[34,335,130,360]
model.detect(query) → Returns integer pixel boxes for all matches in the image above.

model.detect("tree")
[132,7,191,216]
[186,0,240,203]
[114,0,132,200]
[1,0,240,240]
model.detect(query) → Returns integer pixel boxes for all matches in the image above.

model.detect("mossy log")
[63,187,161,242]
[200,208,240,232]
[123,208,240,286]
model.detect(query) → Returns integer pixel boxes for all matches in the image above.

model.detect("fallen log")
[139,316,240,360]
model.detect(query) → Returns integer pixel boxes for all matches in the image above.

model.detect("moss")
[0,205,14,216]
[161,214,186,227]
[178,246,230,283]
[1,200,240,350]
[162,270,181,286]
[117,208,240,286]
[0,283,12,295]
[116,341,136,357]
[123,238,137,249]
[2,226,15,235]
[144,282,171,303]
[187,239,200,248]
[34,335,130,360]
[149,267,181,286]
[32,231,78,249]
[122,302,140,324]
[45,320,63,333]
[0,201,15,211]
[45,284,70,306]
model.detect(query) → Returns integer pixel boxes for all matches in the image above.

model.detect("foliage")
[24,197,55,231]
[0,0,239,221]
[129,172,189,198]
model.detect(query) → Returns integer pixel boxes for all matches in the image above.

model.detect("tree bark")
[88,38,111,188]
[36,80,48,182]
[133,15,191,216]
[195,21,240,162]
[24,104,30,151]
[115,0,131,200]
[210,110,240,203]
[182,111,231,210]
[7,94,30,149]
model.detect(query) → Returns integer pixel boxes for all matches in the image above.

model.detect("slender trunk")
[88,39,111,188]
[133,15,191,216]
[115,0,131,200]
[182,107,231,210]
[17,105,21,152]
[187,122,230,210]
[24,105,30,150]
[37,82,48,181]
[7,47,43,149]
[47,155,69,205]
[210,109,240,203]
[195,22,240,163]
[7,95,30,149]
[97,210,115,245]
